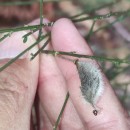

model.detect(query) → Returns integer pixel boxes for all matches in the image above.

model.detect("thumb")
[0,31,39,130]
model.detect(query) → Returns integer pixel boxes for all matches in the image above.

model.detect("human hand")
[0,18,130,130]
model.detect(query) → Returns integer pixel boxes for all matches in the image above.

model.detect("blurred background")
[0,0,130,115]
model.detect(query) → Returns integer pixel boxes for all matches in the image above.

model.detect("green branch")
[53,92,69,130]
[42,50,130,64]
[31,38,50,60]
[70,1,117,19]
[0,23,53,33]
[0,32,13,42]
[86,20,96,40]
[37,0,43,40]
[0,33,50,72]
[87,14,127,39]
[22,28,40,43]
[72,9,130,22]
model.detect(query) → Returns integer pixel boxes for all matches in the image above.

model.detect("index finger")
[51,18,129,130]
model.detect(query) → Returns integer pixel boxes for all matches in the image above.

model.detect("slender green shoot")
[87,15,127,39]
[42,50,130,64]
[70,1,117,19]
[37,0,44,41]
[0,23,53,33]
[72,9,130,22]
[53,92,70,130]
[86,20,96,40]
[22,28,40,43]
[0,32,13,42]
[0,33,49,72]
[31,38,50,60]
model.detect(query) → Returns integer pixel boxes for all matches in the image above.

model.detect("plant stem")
[87,14,127,39]
[0,33,49,72]
[22,28,40,43]
[72,9,130,22]
[42,50,130,64]
[86,20,96,40]
[70,1,117,19]
[53,92,70,130]
[31,38,50,60]
[0,32,13,42]
[0,23,53,33]
[37,0,43,41]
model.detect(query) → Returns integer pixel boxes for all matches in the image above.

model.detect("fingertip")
[52,18,92,54]
[52,18,73,31]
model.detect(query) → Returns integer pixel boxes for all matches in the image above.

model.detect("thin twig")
[86,20,96,40]
[0,33,49,72]
[42,50,130,64]
[72,9,130,22]
[88,15,127,38]
[22,28,40,43]
[0,32,13,42]
[70,1,118,19]
[53,92,70,130]
[37,0,44,41]
[0,23,53,33]
[34,1,43,130]
[31,38,50,60]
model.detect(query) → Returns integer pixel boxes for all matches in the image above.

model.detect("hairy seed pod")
[75,60,104,116]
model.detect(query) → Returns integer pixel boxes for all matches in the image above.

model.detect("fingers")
[31,19,84,130]
[51,18,129,130]
[0,31,39,129]
[38,42,84,130]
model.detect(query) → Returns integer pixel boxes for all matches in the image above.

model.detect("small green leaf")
[23,36,28,43]
[0,34,8,42]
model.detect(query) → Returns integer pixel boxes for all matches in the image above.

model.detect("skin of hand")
[0,18,130,130]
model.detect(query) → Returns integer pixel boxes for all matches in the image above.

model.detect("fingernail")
[0,31,36,59]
